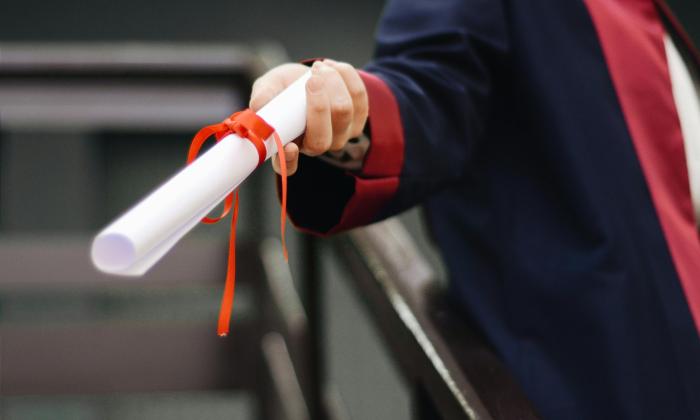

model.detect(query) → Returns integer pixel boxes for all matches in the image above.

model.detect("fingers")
[324,59,368,139]
[312,61,354,151]
[302,69,333,156]
[272,142,300,176]
[250,63,309,111]
[252,60,368,177]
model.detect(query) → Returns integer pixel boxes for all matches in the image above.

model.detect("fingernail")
[319,63,334,73]
[324,58,337,65]
[311,61,323,73]
[307,75,324,93]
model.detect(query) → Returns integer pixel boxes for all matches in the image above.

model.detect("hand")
[249,59,369,176]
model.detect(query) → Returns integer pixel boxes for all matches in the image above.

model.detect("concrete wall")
[0,0,384,67]
[1,0,697,67]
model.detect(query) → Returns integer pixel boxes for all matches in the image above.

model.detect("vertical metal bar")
[302,233,324,420]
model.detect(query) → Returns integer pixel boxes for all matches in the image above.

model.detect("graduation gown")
[285,0,700,418]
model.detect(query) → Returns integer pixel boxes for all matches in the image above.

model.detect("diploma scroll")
[91,71,311,276]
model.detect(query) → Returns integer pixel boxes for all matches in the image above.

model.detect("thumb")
[271,142,300,176]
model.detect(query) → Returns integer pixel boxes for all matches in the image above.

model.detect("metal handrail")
[334,218,539,420]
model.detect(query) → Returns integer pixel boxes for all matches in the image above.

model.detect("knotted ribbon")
[187,108,288,337]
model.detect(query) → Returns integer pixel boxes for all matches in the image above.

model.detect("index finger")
[249,63,309,111]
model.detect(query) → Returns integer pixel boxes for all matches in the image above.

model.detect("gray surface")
[0,81,239,131]
[0,0,385,67]
[322,244,411,420]
[1,131,99,231]
[0,391,253,420]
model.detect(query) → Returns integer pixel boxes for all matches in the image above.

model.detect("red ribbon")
[187,108,288,337]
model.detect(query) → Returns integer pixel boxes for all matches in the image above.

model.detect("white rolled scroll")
[91,71,311,276]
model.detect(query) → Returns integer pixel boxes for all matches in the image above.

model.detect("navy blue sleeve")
[365,0,509,218]
[285,0,509,234]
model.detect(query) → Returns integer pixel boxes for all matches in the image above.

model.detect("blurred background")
[0,1,698,420]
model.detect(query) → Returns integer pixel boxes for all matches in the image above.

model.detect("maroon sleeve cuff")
[324,71,405,233]
[282,70,406,235]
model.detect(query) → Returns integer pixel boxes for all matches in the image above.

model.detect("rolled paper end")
[90,71,310,278]
[91,233,137,275]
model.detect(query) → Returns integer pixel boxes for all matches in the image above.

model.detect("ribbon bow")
[188,108,288,337]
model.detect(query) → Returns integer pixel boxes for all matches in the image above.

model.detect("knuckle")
[336,62,355,75]
[329,138,347,152]
[252,78,271,95]
[305,140,327,156]
[350,85,367,103]
[250,83,273,108]
[349,125,364,139]
[310,100,328,114]
[356,103,369,124]
[333,102,353,121]
[357,105,369,122]
[355,103,369,126]
[249,95,263,109]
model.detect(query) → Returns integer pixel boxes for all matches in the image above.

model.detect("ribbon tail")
[272,132,289,261]
[202,192,234,224]
[217,190,240,337]
[189,109,285,336]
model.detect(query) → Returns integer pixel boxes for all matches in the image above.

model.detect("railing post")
[301,234,324,420]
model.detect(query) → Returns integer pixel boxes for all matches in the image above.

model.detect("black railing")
[330,220,539,420]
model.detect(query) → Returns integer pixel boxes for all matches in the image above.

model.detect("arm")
[253,0,509,234]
